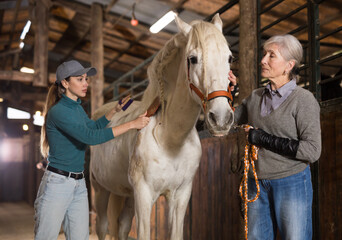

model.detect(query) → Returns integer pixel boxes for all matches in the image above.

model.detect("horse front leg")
[134,180,153,240]
[168,184,193,240]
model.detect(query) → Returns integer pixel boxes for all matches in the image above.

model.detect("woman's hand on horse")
[111,111,149,137]
[131,111,150,130]
[133,111,150,130]
[228,70,237,91]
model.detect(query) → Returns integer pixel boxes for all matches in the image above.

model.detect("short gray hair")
[264,34,303,79]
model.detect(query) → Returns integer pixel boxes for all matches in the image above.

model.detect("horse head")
[175,14,234,137]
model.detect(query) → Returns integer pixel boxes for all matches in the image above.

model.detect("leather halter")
[187,59,235,111]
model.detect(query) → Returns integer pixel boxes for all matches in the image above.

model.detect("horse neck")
[161,47,201,146]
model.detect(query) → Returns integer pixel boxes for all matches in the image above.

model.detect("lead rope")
[239,125,260,240]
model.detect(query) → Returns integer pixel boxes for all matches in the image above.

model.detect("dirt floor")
[0,202,106,240]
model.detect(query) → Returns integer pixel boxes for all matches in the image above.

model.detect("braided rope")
[239,126,260,240]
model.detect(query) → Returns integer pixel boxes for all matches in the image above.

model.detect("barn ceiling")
[0,0,341,116]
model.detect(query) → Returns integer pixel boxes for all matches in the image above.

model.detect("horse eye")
[189,56,198,64]
[228,55,233,64]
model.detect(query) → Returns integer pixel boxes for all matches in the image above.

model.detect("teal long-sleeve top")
[46,94,114,172]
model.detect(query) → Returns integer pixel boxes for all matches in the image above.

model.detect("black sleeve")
[248,128,299,158]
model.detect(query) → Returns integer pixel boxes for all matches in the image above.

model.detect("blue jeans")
[247,166,313,240]
[34,170,89,240]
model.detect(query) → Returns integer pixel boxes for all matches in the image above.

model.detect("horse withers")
[90,14,234,240]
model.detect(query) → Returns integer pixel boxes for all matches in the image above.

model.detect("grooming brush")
[119,97,133,111]
[146,96,160,117]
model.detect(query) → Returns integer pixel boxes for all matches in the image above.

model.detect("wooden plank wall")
[319,109,342,239]
[185,132,243,240]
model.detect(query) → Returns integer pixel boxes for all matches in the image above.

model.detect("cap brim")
[71,67,97,77]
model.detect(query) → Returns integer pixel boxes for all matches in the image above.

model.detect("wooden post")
[33,0,50,87]
[238,1,258,239]
[28,110,36,205]
[91,3,104,113]
[238,0,258,103]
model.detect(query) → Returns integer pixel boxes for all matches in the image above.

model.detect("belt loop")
[68,172,71,179]
[82,172,84,179]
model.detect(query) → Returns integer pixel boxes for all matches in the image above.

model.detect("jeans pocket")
[47,172,67,184]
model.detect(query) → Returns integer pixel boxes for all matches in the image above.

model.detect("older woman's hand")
[228,70,237,91]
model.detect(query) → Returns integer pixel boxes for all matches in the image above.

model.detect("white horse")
[90,14,234,240]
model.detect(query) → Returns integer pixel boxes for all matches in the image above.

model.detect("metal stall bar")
[102,53,157,98]
[204,0,239,21]
[307,2,320,240]
[317,26,342,41]
[113,79,149,101]
[259,0,284,14]
[260,3,307,33]
[308,1,320,99]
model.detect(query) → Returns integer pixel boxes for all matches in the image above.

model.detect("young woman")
[34,60,150,240]
[230,35,321,240]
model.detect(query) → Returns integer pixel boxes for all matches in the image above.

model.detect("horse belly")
[90,131,137,196]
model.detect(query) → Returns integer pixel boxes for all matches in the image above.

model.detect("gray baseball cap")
[55,60,97,84]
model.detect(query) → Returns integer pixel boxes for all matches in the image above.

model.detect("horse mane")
[138,33,186,120]
[93,19,228,123]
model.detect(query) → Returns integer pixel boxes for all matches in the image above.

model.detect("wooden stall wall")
[0,137,28,202]
[23,133,43,206]
[184,131,243,240]
[319,107,342,239]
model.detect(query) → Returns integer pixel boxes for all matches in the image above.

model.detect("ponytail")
[40,82,66,158]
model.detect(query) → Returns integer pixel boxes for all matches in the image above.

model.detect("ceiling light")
[20,67,34,73]
[20,20,31,40]
[33,111,44,126]
[130,3,139,26]
[19,20,31,49]
[149,11,177,34]
[7,107,31,119]
[23,124,29,131]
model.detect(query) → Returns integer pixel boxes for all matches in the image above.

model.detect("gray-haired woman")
[230,34,321,240]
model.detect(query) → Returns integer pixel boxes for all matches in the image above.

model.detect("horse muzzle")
[205,99,234,137]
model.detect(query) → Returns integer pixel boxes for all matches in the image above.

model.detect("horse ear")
[175,16,192,35]
[211,13,223,32]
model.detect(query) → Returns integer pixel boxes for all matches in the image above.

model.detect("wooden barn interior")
[0,0,341,239]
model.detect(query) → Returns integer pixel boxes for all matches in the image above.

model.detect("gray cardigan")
[234,86,321,179]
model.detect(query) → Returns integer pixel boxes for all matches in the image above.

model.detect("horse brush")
[119,97,133,111]
[146,96,160,117]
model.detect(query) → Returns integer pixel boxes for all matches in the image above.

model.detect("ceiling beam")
[0,91,47,101]
[0,70,55,83]
[0,48,21,58]
[105,0,118,13]
[54,13,91,63]
[7,0,22,49]
[54,0,90,15]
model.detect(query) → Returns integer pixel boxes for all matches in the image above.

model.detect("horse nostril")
[209,112,217,125]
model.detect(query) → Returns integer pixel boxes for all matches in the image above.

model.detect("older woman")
[231,34,321,239]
